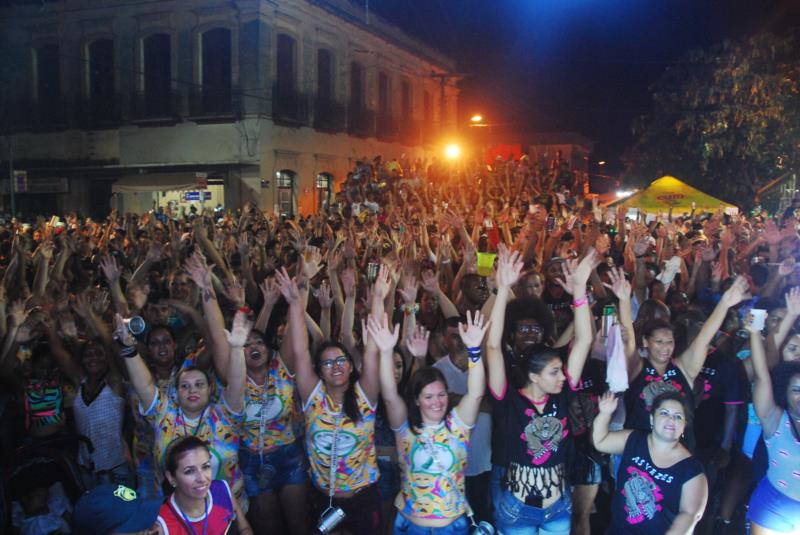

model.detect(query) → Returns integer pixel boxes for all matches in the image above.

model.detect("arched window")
[142,33,171,117]
[201,28,232,114]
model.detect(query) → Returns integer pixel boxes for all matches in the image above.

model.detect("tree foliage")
[622,31,800,207]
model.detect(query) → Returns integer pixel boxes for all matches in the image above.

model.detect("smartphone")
[546,216,557,232]
[367,262,379,282]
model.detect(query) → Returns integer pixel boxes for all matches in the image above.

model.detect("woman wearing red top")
[156,437,252,535]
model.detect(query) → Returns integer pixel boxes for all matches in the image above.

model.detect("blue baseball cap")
[73,484,162,534]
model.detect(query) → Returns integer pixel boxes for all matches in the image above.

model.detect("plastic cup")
[750,309,767,332]
[476,252,497,277]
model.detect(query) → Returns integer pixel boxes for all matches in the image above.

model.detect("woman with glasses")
[277,265,384,533]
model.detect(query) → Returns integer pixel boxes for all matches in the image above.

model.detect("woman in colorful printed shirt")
[157,436,252,535]
[745,311,800,534]
[278,265,383,533]
[368,310,489,534]
[116,307,249,510]
[623,276,750,450]
[486,246,597,535]
[593,390,707,534]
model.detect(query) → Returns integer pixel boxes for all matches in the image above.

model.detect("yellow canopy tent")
[608,176,738,215]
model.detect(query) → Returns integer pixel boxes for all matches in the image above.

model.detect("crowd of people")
[0,153,799,535]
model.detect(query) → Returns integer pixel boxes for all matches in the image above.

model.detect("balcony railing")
[376,112,398,142]
[347,107,375,138]
[313,97,345,133]
[188,85,240,121]
[77,95,122,129]
[130,90,181,123]
[272,84,309,126]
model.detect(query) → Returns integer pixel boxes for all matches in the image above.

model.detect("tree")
[622,31,800,207]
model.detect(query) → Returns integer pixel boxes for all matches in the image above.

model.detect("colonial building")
[0,0,459,218]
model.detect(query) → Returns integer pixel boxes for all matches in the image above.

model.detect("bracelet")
[440,259,451,264]
[119,345,138,358]
[402,303,419,314]
[572,296,588,308]
[466,346,482,364]
[238,305,252,315]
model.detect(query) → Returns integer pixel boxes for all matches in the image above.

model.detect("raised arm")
[747,312,783,437]
[254,277,280,333]
[591,391,633,454]
[317,280,333,341]
[112,313,156,406]
[766,287,800,368]
[604,267,640,377]
[455,309,489,426]
[275,268,317,402]
[420,268,460,319]
[559,249,600,384]
[222,310,251,413]
[360,264,390,404]
[486,245,524,397]
[366,314,407,430]
[185,252,230,380]
[676,275,749,384]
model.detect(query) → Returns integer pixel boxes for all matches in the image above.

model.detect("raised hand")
[366,313,400,353]
[112,313,136,347]
[420,269,440,294]
[597,391,618,415]
[9,300,29,328]
[785,287,800,316]
[300,246,323,280]
[603,267,631,301]
[259,277,281,308]
[405,324,430,358]
[91,289,110,315]
[763,219,781,246]
[145,242,165,263]
[225,310,254,348]
[495,243,524,289]
[274,267,301,304]
[221,277,245,306]
[99,255,122,282]
[779,257,796,278]
[398,274,419,304]
[632,234,651,257]
[317,280,333,309]
[184,252,212,290]
[340,267,356,298]
[720,275,750,308]
[372,263,392,302]
[458,309,491,348]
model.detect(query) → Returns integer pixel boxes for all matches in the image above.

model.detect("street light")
[598,161,606,166]
[444,143,461,160]
[470,114,483,123]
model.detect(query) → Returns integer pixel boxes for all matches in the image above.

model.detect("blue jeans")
[393,514,469,534]
[240,441,308,496]
[490,466,571,535]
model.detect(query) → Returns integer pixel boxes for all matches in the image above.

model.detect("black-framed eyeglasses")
[516,324,544,336]
[320,356,349,369]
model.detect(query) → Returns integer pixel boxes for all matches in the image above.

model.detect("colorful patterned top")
[24,378,65,432]
[241,355,297,453]
[303,380,378,493]
[129,375,176,473]
[395,409,472,520]
[141,389,244,502]
[765,410,800,501]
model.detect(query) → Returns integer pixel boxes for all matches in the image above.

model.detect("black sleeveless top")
[610,431,704,534]
[624,360,696,450]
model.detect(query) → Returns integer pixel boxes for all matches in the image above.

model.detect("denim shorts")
[748,477,800,533]
[377,458,401,502]
[490,465,571,535]
[393,513,469,534]
[239,441,308,496]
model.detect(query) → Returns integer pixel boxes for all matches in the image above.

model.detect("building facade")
[0,0,459,218]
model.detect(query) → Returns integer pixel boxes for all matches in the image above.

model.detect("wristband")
[238,305,252,315]
[572,296,588,308]
[402,303,419,315]
[119,345,138,358]
[466,346,482,365]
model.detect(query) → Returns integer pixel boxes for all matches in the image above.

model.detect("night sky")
[366,0,800,173]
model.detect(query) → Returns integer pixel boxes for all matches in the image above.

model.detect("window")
[316,172,334,212]
[88,39,114,104]
[350,61,363,110]
[276,169,295,217]
[143,33,171,117]
[35,44,60,103]
[317,49,333,101]
[276,34,296,96]
[423,90,432,123]
[401,80,412,120]
[276,169,294,188]
[378,72,389,115]
[201,28,232,113]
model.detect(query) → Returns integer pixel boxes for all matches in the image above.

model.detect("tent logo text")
[656,193,685,202]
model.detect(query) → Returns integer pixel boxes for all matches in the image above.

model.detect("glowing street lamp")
[444,143,461,160]
[470,114,483,123]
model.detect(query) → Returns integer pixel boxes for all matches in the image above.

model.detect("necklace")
[531,395,550,406]
[179,407,207,438]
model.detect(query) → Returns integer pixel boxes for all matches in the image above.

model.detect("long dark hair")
[772,361,800,409]
[162,436,210,494]
[406,367,449,435]
[313,341,361,423]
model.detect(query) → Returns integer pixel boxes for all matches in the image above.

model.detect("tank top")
[73,380,127,471]
[610,431,704,533]
[157,479,235,534]
[765,411,800,501]
[24,378,64,431]
[625,360,696,450]
[241,355,297,453]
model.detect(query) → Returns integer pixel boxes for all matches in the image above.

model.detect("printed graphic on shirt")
[640,368,683,410]
[522,411,568,465]
[242,358,296,452]
[410,442,456,473]
[622,466,663,524]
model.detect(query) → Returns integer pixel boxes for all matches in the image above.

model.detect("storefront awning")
[112,172,197,193]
